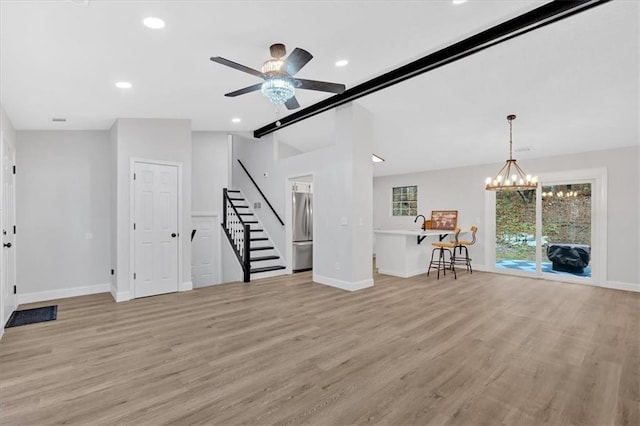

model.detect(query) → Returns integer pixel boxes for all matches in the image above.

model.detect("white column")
[313,103,373,291]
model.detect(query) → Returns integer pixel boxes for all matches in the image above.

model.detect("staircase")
[222,189,286,282]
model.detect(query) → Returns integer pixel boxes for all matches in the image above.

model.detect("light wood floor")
[1,270,639,425]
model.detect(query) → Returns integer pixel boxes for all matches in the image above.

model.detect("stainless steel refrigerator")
[292,190,313,271]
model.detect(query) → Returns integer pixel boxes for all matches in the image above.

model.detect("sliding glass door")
[541,183,592,279]
[491,169,605,285]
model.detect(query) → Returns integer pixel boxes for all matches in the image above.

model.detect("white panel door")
[2,139,16,324]
[191,216,219,287]
[134,162,179,298]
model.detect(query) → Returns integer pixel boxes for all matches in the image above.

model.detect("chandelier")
[485,114,538,191]
[260,53,295,105]
[261,77,295,104]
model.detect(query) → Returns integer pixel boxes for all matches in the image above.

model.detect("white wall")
[191,131,230,287]
[373,145,640,288]
[16,130,111,302]
[0,105,18,330]
[231,103,374,290]
[112,118,192,301]
[191,131,229,214]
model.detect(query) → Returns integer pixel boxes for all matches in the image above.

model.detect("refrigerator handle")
[308,198,311,238]
[302,197,307,237]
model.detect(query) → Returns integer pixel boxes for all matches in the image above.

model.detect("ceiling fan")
[210,43,346,110]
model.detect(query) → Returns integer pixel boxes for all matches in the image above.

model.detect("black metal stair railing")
[222,188,251,282]
[237,159,284,226]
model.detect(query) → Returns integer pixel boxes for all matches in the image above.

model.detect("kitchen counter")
[373,229,460,278]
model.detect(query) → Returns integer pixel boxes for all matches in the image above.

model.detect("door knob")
[171,233,177,238]
[3,242,11,248]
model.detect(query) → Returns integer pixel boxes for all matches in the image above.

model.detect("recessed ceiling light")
[372,154,385,163]
[143,17,165,29]
[115,81,132,89]
[231,117,241,124]
[335,59,349,67]
[452,0,468,4]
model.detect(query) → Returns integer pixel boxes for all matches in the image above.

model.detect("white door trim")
[0,132,17,329]
[129,158,183,299]
[535,168,607,287]
[486,167,607,287]
[284,173,315,274]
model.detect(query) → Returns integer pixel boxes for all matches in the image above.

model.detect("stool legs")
[428,247,456,279]
[454,245,472,273]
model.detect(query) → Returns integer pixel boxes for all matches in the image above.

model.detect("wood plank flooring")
[1,270,639,425]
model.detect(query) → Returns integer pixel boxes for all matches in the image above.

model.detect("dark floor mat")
[5,306,57,328]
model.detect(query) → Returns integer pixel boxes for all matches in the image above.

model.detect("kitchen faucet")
[414,214,427,230]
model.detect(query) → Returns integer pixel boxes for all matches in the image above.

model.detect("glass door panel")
[495,189,537,274]
[541,183,592,279]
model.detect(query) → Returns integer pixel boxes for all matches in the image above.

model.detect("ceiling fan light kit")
[210,43,346,110]
[261,78,295,104]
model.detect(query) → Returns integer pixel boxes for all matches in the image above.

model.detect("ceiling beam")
[253,0,611,139]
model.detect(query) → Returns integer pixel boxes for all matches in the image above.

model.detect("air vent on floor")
[51,118,68,123]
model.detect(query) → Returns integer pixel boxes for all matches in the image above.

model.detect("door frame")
[535,168,607,286]
[0,132,17,327]
[129,158,183,298]
[285,173,314,273]
[486,167,607,287]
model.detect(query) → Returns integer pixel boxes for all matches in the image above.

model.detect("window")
[392,185,417,216]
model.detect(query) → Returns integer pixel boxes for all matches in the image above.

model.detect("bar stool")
[428,227,460,279]
[453,226,477,274]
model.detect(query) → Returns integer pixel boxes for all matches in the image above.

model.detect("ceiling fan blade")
[296,78,346,94]
[284,48,313,76]
[224,83,263,97]
[210,56,265,78]
[284,96,300,110]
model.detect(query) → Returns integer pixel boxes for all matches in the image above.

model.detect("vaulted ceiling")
[1,1,637,176]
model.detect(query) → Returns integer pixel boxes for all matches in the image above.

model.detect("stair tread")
[250,246,274,251]
[251,255,280,261]
[227,190,241,193]
[251,265,286,274]
[233,205,249,209]
[249,229,263,232]
[250,237,268,241]
[244,220,259,224]
[239,213,254,216]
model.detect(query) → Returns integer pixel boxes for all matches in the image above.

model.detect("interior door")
[134,162,179,298]
[191,215,218,287]
[2,139,16,324]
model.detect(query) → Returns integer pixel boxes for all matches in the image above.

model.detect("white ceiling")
[1,1,638,176]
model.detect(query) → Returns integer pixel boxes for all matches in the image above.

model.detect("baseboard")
[179,281,193,292]
[469,263,490,272]
[377,268,426,278]
[110,284,130,302]
[473,265,639,293]
[18,283,111,305]
[606,280,640,293]
[313,274,374,292]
